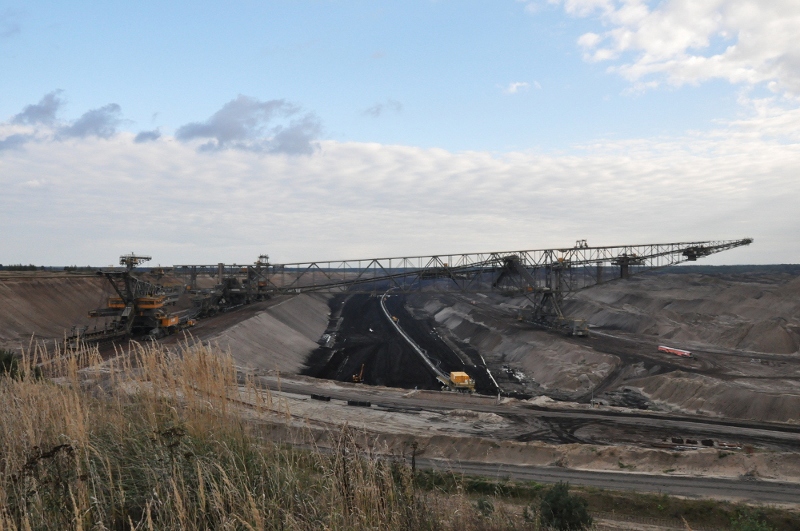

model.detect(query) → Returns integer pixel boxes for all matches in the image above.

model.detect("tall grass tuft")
[0,339,536,530]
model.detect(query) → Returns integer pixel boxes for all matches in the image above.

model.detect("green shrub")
[539,482,592,530]
[731,508,775,531]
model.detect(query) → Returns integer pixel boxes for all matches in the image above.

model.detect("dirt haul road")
[419,458,800,505]
[253,373,800,453]
[240,373,800,504]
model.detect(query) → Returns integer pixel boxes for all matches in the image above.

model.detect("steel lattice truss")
[176,238,752,296]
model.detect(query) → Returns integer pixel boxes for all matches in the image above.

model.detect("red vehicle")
[658,345,692,358]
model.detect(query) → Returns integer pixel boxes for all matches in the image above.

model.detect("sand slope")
[567,273,800,354]
[0,274,113,351]
[209,294,330,374]
[0,275,329,376]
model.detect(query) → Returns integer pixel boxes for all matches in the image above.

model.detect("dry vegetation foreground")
[0,340,575,531]
[1,341,797,531]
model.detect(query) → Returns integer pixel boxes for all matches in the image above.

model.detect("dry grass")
[0,339,541,530]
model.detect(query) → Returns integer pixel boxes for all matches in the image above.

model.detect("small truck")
[437,371,476,392]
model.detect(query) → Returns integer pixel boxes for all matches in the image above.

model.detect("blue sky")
[3,1,740,150]
[1,1,799,265]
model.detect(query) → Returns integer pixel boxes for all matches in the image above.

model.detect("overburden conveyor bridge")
[66,239,753,345]
[175,238,752,336]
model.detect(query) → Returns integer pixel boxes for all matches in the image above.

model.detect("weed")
[475,496,495,516]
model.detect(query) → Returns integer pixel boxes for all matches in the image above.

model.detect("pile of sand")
[211,294,331,374]
[0,274,113,351]
[567,273,800,354]
[630,371,800,423]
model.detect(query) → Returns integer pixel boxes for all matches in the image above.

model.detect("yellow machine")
[352,364,365,383]
[437,371,475,392]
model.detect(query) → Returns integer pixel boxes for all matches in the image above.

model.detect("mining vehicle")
[352,364,365,383]
[66,253,195,347]
[437,371,476,393]
[187,270,272,317]
[658,345,693,358]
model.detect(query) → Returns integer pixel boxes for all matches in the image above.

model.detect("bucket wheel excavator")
[67,254,193,347]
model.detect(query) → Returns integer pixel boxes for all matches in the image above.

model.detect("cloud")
[175,95,319,154]
[503,82,530,94]
[0,134,29,151]
[269,114,322,155]
[557,0,800,97]
[363,99,402,117]
[517,1,542,14]
[12,91,64,126]
[134,129,161,143]
[371,50,385,59]
[59,103,122,139]
[577,32,601,49]
[0,121,797,265]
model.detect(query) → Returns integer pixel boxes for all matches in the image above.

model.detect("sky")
[1,0,799,266]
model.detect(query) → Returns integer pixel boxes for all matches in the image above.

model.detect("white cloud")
[577,32,602,49]
[504,82,531,94]
[0,120,796,265]
[556,0,800,98]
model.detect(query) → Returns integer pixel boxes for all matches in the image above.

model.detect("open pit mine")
[4,238,800,506]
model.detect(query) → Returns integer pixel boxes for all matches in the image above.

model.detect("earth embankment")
[0,273,113,351]
[0,274,330,377]
[205,294,331,374]
[566,272,800,354]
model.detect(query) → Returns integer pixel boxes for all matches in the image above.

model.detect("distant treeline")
[0,264,44,271]
[0,265,97,272]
